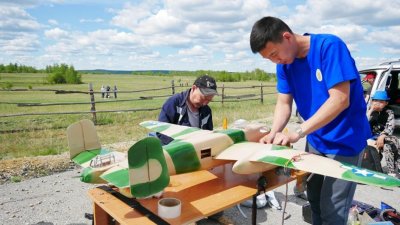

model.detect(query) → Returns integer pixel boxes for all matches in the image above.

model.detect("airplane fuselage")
[162,128,251,174]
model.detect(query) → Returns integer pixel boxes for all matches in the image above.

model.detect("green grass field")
[0,73,279,159]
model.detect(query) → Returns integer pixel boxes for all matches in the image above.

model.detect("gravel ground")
[1,167,399,225]
[1,132,399,225]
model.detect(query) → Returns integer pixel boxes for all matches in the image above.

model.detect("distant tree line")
[0,63,82,84]
[1,62,273,84]
[0,63,38,73]
[131,69,276,82]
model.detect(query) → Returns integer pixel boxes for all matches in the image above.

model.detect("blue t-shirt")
[277,34,371,156]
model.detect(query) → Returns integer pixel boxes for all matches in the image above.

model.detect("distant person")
[113,85,118,98]
[157,75,217,145]
[367,91,400,178]
[106,85,111,98]
[100,85,105,98]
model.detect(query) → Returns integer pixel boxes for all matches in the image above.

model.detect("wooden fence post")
[221,84,225,105]
[171,80,175,95]
[260,83,264,104]
[89,83,97,124]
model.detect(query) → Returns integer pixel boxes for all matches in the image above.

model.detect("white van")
[359,60,400,128]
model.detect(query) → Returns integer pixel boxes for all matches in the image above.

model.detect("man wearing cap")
[157,75,218,145]
[367,90,400,178]
[157,75,233,224]
[363,73,376,102]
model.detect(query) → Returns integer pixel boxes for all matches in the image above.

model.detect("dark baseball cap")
[193,75,218,96]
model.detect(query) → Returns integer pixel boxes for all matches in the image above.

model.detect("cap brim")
[372,98,390,101]
[199,88,218,96]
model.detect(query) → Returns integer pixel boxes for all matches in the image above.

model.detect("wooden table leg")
[93,202,111,225]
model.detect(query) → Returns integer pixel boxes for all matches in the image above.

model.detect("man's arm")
[300,81,350,136]
[263,81,351,146]
[259,93,292,143]
[158,98,176,123]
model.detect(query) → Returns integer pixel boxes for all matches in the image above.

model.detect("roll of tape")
[158,198,181,219]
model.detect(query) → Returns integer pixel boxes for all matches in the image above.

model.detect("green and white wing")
[140,120,213,141]
[217,142,400,188]
[250,148,400,187]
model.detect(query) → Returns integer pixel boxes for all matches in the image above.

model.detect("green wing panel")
[215,129,246,143]
[139,120,202,140]
[257,155,296,169]
[170,127,201,138]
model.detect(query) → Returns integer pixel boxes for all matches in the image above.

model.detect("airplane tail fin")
[128,137,170,198]
[67,119,101,160]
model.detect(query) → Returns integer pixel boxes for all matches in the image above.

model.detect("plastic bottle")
[347,206,360,225]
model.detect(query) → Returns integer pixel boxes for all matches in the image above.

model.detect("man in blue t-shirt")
[250,17,371,225]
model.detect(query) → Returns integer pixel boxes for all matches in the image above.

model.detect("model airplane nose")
[81,167,93,183]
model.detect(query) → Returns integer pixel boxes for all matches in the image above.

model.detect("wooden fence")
[0,80,277,123]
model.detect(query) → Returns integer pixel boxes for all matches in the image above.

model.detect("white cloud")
[0,5,41,31]
[79,18,104,23]
[48,19,58,26]
[381,48,400,55]
[0,4,41,56]
[45,27,68,39]
[0,32,40,53]
[290,0,400,28]
[366,26,400,50]
[110,1,157,30]
[178,45,209,57]
[1,0,399,71]
[135,9,184,35]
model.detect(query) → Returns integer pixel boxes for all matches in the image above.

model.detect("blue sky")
[1,0,399,72]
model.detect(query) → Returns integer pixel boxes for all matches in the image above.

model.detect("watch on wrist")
[295,127,306,138]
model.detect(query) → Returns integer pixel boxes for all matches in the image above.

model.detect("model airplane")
[67,119,400,199]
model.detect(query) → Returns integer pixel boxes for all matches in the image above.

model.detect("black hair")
[250,16,293,53]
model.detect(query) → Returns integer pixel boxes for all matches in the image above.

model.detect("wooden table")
[88,163,300,225]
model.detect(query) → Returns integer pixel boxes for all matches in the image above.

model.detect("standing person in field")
[250,16,371,225]
[106,85,111,98]
[100,85,105,98]
[157,75,217,145]
[113,85,118,98]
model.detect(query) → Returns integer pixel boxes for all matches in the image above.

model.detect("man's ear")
[282,31,292,41]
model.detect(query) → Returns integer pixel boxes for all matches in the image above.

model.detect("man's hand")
[259,131,301,146]
[259,132,276,144]
[376,134,386,149]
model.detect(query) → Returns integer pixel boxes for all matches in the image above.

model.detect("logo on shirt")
[316,69,323,82]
